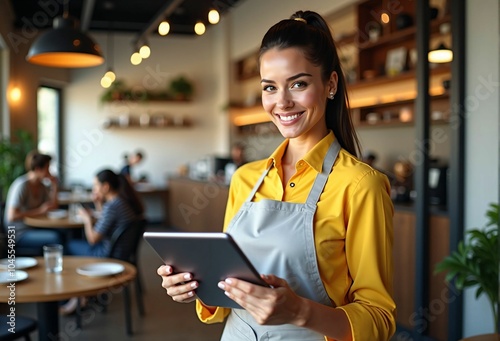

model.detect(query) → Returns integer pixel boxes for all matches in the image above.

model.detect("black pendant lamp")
[26,13,104,68]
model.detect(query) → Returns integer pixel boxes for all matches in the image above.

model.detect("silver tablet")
[143,231,268,309]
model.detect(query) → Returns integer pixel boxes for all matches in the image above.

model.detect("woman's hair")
[258,10,361,157]
[96,169,144,215]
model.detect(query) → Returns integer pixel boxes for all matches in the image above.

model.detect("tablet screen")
[143,231,268,309]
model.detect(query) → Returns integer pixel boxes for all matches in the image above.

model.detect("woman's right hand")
[157,265,199,303]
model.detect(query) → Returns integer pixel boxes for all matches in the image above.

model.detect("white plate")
[76,262,125,277]
[47,209,68,219]
[0,257,38,270]
[0,270,28,284]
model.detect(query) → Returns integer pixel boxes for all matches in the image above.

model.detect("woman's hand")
[157,265,199,303]
[218,274,310,326]
[77,206,92,222]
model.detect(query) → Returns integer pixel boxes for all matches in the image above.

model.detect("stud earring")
[328,92,335,100]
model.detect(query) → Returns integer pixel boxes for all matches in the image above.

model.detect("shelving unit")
[352,93,450,127]
[101,98,194,130]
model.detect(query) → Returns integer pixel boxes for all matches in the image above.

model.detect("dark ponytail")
[259,10,361,157]
[96,169,145,216]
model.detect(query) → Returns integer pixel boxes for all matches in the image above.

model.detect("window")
[37,86,62,178]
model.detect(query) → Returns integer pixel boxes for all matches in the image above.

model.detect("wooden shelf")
[350,65,450,91]
[356,118,449,129]
[103,98,191,104]
[353,93,450,128]
[358,15,451,51]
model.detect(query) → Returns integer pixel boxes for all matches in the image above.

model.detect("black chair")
[0,315,37,341]
[97,218,147,335]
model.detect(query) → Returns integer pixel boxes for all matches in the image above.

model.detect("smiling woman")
[157,9,396,341]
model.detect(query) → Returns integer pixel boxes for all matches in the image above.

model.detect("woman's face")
[92,177,107,201]
[260,47,337,141]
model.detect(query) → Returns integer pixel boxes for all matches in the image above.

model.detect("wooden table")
[57,191,93,205]
[460,334,500,341]
[24,215,85,229]
[0,256,136,340]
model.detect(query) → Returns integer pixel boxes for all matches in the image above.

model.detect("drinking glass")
[43,244,63,273]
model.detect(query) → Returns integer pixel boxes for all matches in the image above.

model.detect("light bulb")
[194,22,206,35]
[104,70,116,82]
[381,13,390,24]
[101,76,112,88]
[208,10,220,24]
[10,86,21,102]
[139,45,151,59]
[158,21,170,36]
[130,52,142,65]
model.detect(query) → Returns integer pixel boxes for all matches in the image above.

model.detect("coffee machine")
[428,163,448,206]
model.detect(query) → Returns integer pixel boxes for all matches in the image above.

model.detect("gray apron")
[221,139,341,341]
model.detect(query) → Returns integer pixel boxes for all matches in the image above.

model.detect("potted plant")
[100,79,128,103]
[168,76,194,101]
[0,130,35,201]
[435,203,499,333]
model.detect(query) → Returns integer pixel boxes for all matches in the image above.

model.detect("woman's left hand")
[218,274,309,326]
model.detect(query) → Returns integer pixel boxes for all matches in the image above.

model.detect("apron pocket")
[221,311,257,341]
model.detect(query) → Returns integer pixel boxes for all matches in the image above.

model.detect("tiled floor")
[10,224,225,341]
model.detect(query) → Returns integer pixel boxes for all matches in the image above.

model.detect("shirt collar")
[266,131,336,173]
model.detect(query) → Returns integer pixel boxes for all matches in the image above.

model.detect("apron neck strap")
[305,139,341,206]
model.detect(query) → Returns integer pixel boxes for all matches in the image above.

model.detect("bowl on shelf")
[362,69,378,80]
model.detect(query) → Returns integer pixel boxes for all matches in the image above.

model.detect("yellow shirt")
[196,132,396,341]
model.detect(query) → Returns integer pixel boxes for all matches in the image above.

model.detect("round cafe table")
[24,215,85,229]
[0,256,136,341]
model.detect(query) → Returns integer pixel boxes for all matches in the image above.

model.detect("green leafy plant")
[435,203,499,332]
[0,130,35,201]
[168,76,194,100]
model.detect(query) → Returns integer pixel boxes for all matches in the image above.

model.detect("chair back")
[107,218,146,263]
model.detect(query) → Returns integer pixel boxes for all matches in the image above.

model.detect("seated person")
[4,151,63,256]
[62,169,144,315]
[66,169,144,257]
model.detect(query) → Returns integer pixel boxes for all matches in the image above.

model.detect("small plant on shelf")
[100,76,194,103]
[168,76,194,101]
[435,202,499,333]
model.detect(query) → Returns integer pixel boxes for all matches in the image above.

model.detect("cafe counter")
[168,177,229,232]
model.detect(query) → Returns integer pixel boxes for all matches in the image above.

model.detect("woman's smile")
[275,111,305,124]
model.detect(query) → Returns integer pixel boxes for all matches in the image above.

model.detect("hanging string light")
[208,9,220,24]
[139,43,151,59]
[130,51,142,65]
[158,20,170,36]
[194,22,206,35]
[101,26,116,88]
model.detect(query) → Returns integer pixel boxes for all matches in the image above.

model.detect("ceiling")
[10,0,244,36]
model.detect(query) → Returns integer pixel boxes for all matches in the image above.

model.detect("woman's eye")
[291,81,307,89]
[262,85,276,92]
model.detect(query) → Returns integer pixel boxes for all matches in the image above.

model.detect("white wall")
[463,0,500,336]
[63,31,222,187]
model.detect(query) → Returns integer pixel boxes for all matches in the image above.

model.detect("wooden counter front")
[168,177,229,232]
[393,210,450,341]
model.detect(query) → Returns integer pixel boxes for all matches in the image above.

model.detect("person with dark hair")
[62,169,145,315]
[4,150,63,255]
[66,169,144,257]
[120,150,145,184]
[157,10,395,340]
